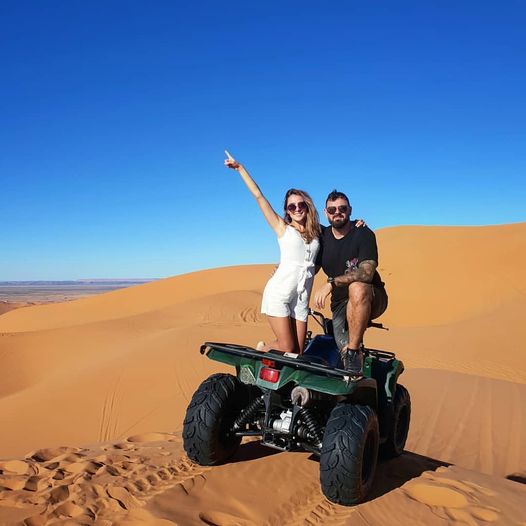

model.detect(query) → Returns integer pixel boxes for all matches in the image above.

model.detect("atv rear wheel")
[183,373,247,465]
[381,384,411,458]
[320,404,379,505]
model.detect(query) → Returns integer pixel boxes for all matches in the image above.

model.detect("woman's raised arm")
[224,150,285,236]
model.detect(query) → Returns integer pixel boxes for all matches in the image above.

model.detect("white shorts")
[260,277,312,322]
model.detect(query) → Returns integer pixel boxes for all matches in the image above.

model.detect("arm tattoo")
[334,260,377,286]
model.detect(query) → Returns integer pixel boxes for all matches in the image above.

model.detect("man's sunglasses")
[286,201,307,212]
[326,205,349,215]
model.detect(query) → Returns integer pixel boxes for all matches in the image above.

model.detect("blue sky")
[2,1,525,280]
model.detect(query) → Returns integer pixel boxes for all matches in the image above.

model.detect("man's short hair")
[326,189,350,205]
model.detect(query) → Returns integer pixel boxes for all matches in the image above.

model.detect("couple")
[225,152,388,377]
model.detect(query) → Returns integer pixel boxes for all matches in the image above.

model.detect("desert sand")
[0,223,525,525]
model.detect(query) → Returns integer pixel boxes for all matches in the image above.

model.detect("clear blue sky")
[2,1,525,280]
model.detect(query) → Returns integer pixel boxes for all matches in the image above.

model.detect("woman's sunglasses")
[326,205,349,215]
[286,201,307,212]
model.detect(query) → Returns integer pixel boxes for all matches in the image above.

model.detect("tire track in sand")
[441,375,480,461]
[414,373,451,456]
[98,374,123,442]
[505,382,523,476]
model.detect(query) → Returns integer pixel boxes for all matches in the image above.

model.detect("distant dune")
[0,301,33,316]
[0,223,524,525]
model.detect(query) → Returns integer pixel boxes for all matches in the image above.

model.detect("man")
[314,190,388,377]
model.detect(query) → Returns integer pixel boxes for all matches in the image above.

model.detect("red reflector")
[259,367,280,383]
[262,358,276,368]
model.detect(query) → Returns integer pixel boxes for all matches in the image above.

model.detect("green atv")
[183,310,410,505]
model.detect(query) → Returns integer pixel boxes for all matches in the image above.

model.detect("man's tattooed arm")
[333,260,377,286]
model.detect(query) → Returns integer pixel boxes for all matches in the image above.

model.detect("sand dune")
[0,265,272,333]
[0,301,34,317]
[376,223,526,326]
[0,223,525,525]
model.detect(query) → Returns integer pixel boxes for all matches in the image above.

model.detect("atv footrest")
[260,440,290,452]
[234,430,263,437]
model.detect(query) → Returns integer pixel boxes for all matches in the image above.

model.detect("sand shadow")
[367,451,451,500]
[230,441,449,498]
[304,449,450,501]
[506,473,526,485]
[229,440,282,463]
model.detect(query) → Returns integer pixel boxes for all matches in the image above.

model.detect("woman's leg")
[291,318,308,353]
[266,315,297,353]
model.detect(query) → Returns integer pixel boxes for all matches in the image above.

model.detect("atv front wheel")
[183,373,247,465]
[381,384,411,458]
[320,404,379,505]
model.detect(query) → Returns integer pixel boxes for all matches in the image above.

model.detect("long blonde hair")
[283,189,321,244]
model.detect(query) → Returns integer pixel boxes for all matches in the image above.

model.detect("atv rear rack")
[200,342,390,383]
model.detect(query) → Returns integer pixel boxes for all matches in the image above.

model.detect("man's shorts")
[331,285,388,351]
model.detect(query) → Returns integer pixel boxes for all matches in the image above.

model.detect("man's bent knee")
[348,282,373,305]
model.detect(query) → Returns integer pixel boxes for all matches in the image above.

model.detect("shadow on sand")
[304,450,450,501]
[230,440,450,501]
[368,451,451,500]
[229,440,282,463]
[506,473,526,485]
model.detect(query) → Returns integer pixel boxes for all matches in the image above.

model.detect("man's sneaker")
[341,348,363,377]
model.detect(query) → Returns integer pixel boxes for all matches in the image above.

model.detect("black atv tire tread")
[183,373,245,466]
[381,384,411,458]
[320,404,379,505]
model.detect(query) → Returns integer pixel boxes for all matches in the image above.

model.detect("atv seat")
[303,334,341,368]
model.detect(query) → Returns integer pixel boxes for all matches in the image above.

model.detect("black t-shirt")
[317,222,385,309]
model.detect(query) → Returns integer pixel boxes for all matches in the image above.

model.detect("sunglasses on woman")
[286,201,307,212]
[326,205,349,215]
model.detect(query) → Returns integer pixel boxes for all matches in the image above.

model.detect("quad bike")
[182,310,411,505]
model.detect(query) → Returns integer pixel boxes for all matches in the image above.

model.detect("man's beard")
[329,215,350,230]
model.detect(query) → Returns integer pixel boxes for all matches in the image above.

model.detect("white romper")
[261,225,321,322]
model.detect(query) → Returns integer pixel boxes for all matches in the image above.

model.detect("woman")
[225,151,321,354]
